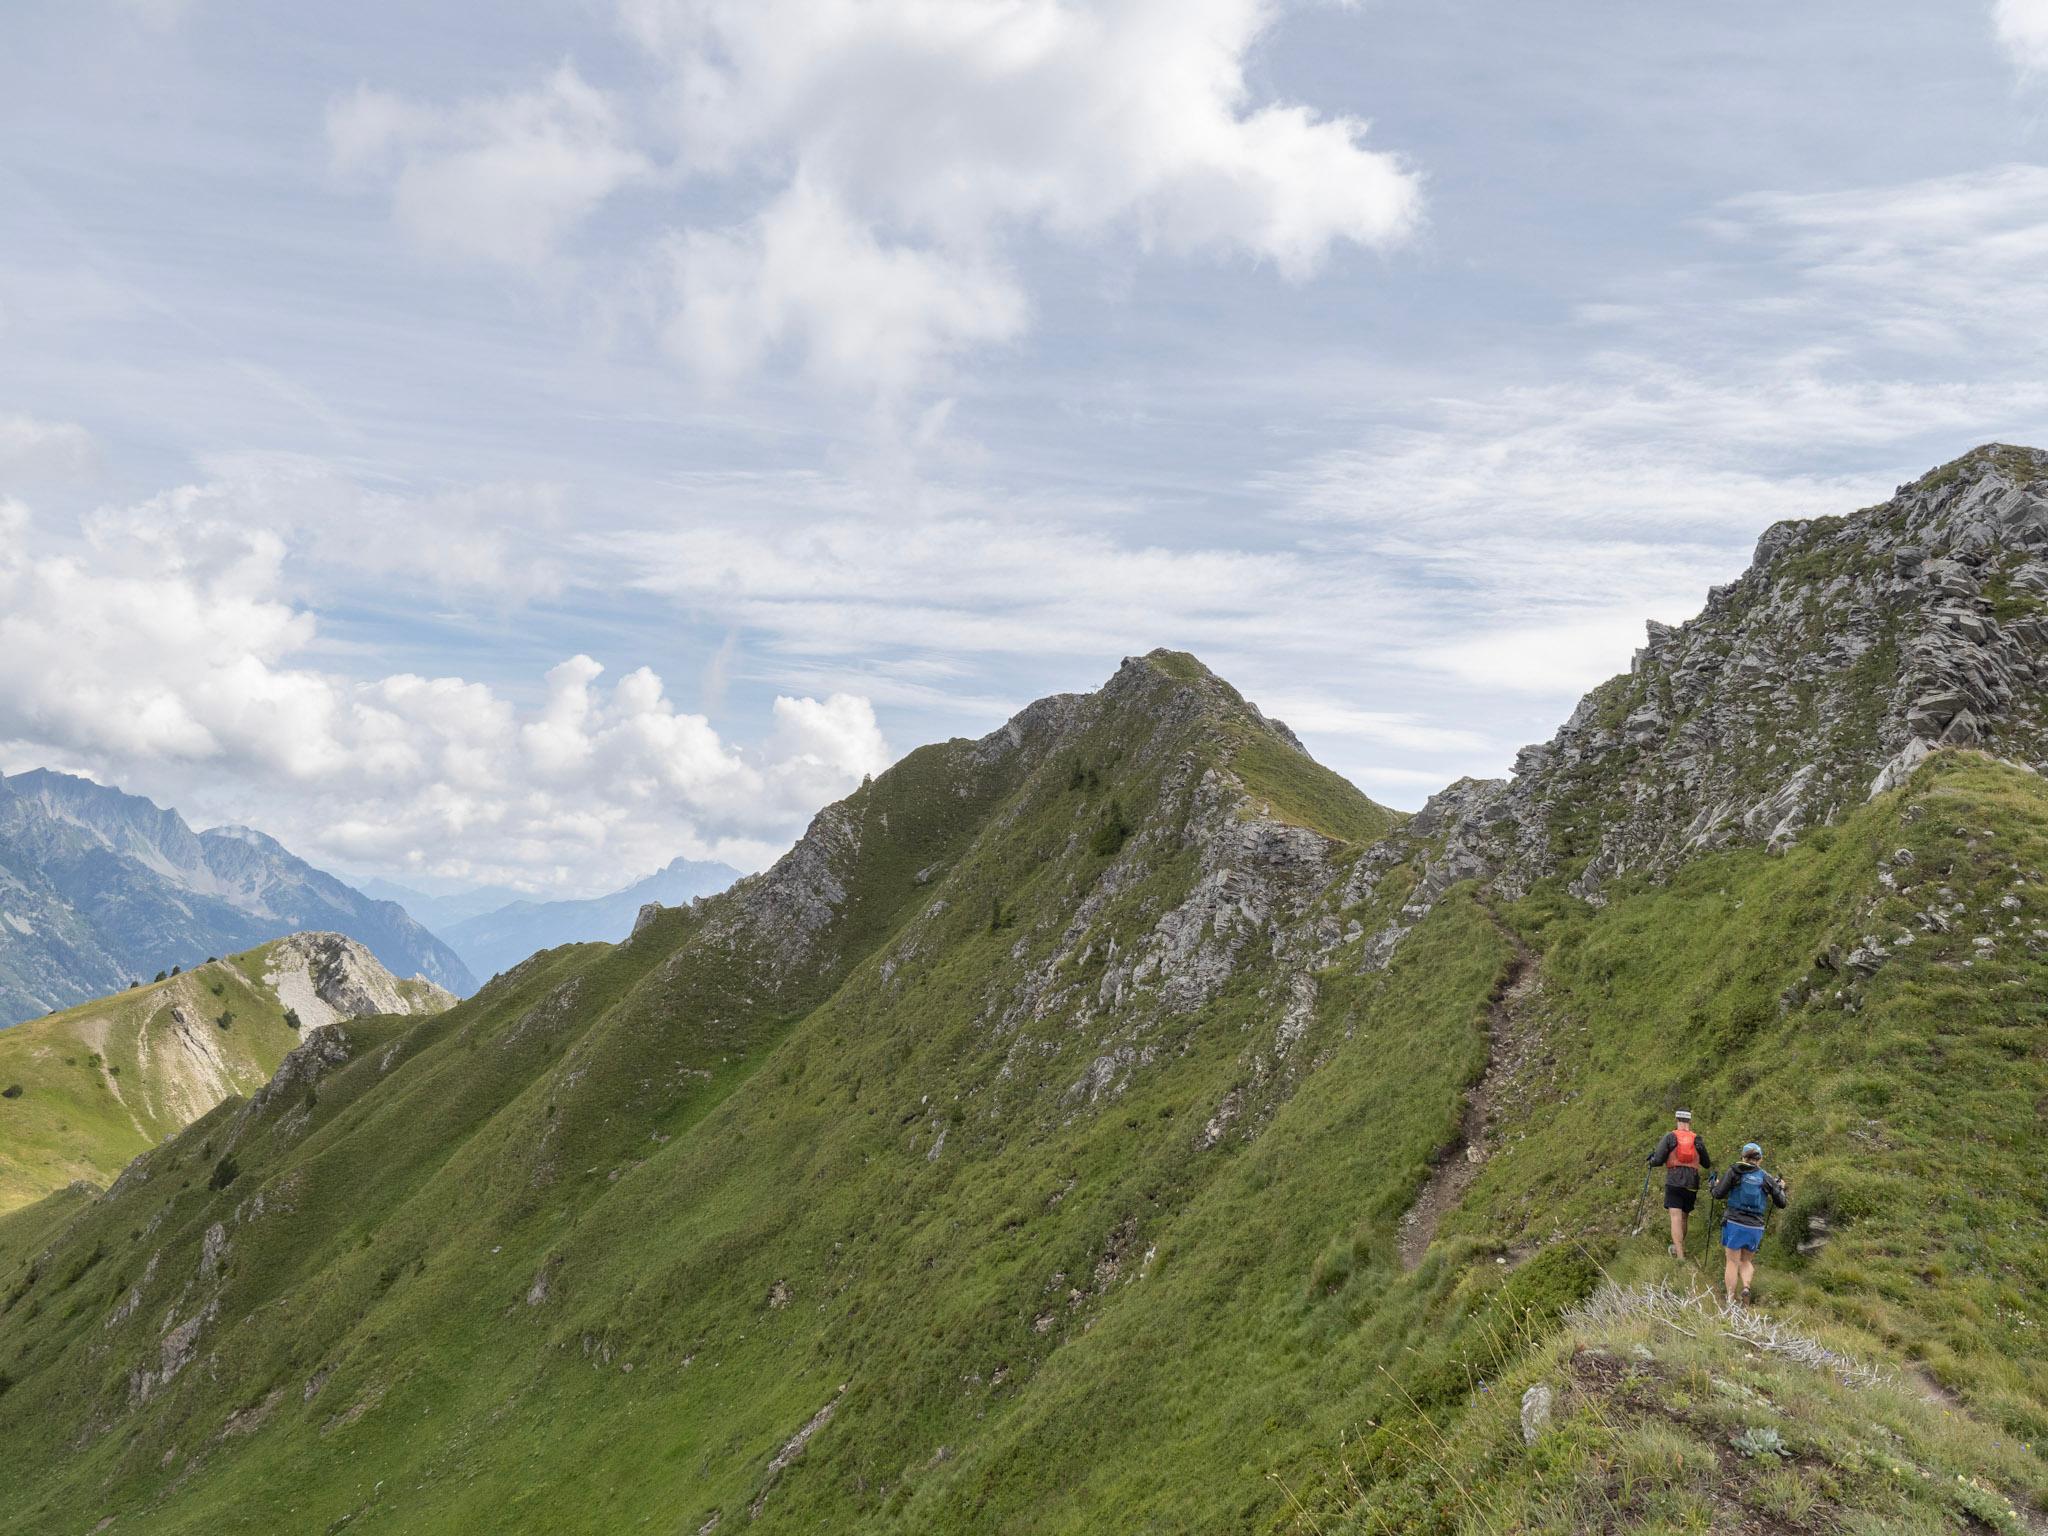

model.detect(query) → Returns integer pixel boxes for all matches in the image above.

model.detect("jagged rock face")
[860,655,1367,1140]
[1421,446,2048,902]
[260,932,451,1032]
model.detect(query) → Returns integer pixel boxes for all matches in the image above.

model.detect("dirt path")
[1397,945,1548,1271]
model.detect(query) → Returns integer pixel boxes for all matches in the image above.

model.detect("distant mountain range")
[352,878,533,937]
[413,857,741,983]
[0,770,475,1022]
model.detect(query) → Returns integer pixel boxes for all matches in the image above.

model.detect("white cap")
[1675,1109,1692,1121]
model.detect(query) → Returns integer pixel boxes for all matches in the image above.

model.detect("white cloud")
[1414,611,1680,699]
[1995,0,2048,74]
[0,414,95,480]
[663,179,1029,392]
[0,491,889,889]
[609,498,1379,667]
[102,453,570,602]
[1251,696,1491,754]
[624,0,1417,266]
[335,2,1418,395]
[632,0,1418,389]
[328,64,651,267]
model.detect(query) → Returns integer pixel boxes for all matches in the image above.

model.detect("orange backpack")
[1670,1126,1699,1167]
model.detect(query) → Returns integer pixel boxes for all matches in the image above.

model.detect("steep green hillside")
[1297,748,2048,1534]
[0,935,451,1213]
[0,651,2040,1536]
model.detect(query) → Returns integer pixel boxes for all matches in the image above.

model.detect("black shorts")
[1663,1185,1698,1214]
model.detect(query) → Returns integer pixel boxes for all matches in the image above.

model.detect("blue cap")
[1742,1141,1762,1157]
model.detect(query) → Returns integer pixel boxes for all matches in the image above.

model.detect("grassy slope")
[1303,750,2048,1533]
[0,950,308,1211]
[0,654,1440,1535]
[0,659,2039,1535]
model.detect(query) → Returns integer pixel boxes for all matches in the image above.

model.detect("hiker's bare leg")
[1723,1247,1740,1299]
[1738,1253,1757,1294]
[1668,1206,1686,1257]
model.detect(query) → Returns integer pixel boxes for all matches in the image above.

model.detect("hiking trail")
[1397,938,1551,1271]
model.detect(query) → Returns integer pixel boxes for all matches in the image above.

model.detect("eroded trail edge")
[1397,942,1548,1271]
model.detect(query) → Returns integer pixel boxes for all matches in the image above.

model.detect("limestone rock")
[1380,446,2048,918]
[262,932,453,1033]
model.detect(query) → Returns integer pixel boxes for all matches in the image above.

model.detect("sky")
[3,0,2048,898]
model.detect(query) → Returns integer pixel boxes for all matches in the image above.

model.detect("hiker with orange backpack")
[1646,1109,1714,1260]
[1711,1143,1788,1305]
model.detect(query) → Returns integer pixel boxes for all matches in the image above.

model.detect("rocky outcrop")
[905,656,1374,1139]
[260,932,451,1031]
[1394,446,2048,907]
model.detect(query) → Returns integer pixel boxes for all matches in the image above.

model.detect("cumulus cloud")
[328,64,651,267]
[624,0,1416,265]
[0,490,889,889]
[334,2,1418,394]
[663,179,1030,393]
[633,0,1418,388]
[1995,0,2048,74]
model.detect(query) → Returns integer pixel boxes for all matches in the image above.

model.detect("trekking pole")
[1628,1171,1651,1236]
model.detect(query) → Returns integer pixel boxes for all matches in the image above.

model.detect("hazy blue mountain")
[0,770,475,1022]
[350,877,529,936]
[439,856,741,982]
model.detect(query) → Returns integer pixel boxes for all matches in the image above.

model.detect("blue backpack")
[1728,1166,1772,1216]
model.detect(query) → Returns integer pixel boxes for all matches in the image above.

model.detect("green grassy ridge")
[1287,751,2048,1532]
[0,946,310,1212]
[0,1180,94,1278]
[1,663,2039,1534]
[0,652,1414,1533]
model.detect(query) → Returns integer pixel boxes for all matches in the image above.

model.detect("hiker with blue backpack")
[1711,1142,1788,1305]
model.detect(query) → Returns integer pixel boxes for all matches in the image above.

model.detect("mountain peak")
[200,823,286,851]
[0,930,453,1211]
[1103,648,1309,756]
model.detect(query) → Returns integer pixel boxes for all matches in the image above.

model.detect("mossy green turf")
[0,945,326,1212]
[0,655,2041,1534]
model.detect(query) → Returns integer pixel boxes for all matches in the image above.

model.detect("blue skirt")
[1722,1221,1764,1252]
